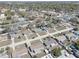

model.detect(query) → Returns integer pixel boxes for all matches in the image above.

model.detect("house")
[13,44,30,58]
[1,8,8,13]
[67,32,79,41]
[42,54,53,58]
[58,50,75,58]
[56,35,67,44]
[33,28,47,36]
[0,34,12,47]
[0,28,6,34]
[28,40,45,57]
[0,53,9,58]
[42,37,58,50]
[18,17,26,22]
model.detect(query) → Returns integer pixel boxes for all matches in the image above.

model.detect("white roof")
[0,14,5,19]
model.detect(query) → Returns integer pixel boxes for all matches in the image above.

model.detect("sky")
[0,0,79,1]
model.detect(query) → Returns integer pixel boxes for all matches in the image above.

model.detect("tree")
[51,47,61,57]
[6,16,11,20]
[0,48,4,53]
[52,18,60,24]
[5,10,14,16]
[18,11,27,17]
[75,41,79,50]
